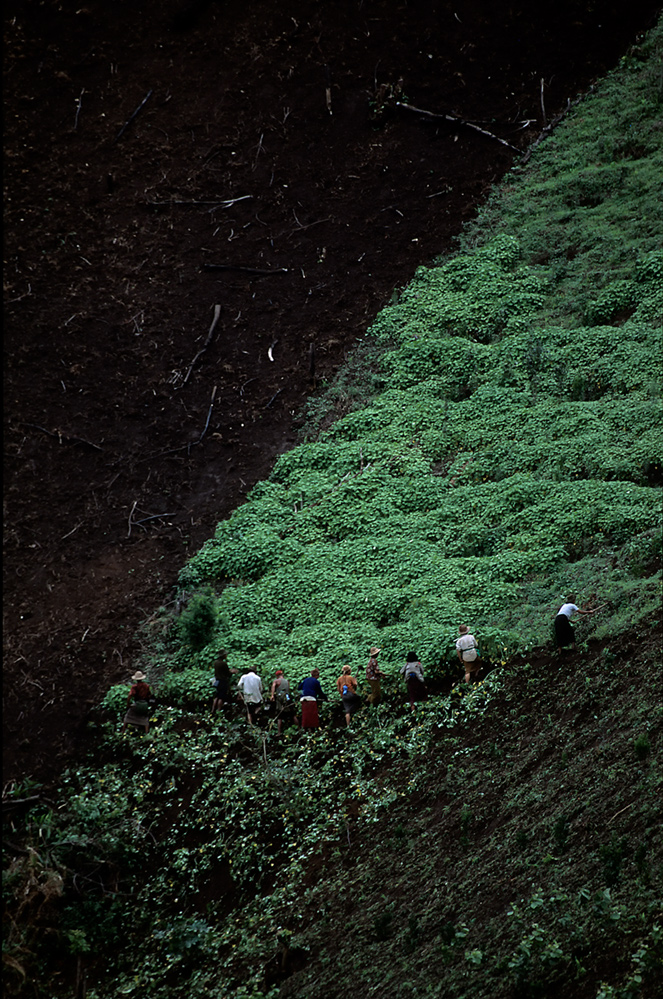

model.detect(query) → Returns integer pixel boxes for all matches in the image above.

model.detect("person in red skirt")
[297,667,327,729]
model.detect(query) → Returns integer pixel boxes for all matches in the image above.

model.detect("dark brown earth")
[4,0,661,785]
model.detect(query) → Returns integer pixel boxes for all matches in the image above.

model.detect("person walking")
[237,665,263,724]
[298,667,327,729]
[400,653,427,712]
[553,595,603,654]
[211,649,234,713]
[336,665,361,727]
[456,625,480,684]
[270,668,295,735]
[366,646,384,706]
[122,670,154,734]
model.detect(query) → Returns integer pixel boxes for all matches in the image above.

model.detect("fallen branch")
[20,423,103,450]
[127,500,138,539]
[198,385,217,443]
[132,512,177,525]
[113,89,153,144]
[146,195,252,207]
[74,87,85,130]
[265,387,284,408]
[607,801,634,825]
[202,263,288,275]
[141,385,218,460]
[395,101,521,154]
[182,304,221,385]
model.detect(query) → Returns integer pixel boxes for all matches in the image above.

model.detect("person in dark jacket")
[297,668,327,729]
[211,649,234,713]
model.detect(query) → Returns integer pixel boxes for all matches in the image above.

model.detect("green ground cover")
[3,18,662,999]
[168,23,662,692]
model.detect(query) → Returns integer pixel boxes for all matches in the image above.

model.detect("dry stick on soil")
[73,88,85,130]
[182,304,221,386]
[113,88,153,144]
[608,802,634,825]
[540,77,547,127]
[265,387,284,408]
[202,263,288,275]
[395,101,522,154]
[21,423,103,450]
[132,512,177,525]
[127,500,138,539]
[147,195,253,207]
[197,385,217,444]
[324,64,332,115]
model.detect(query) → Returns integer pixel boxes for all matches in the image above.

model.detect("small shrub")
[373,910,393,941]
[177,588,218,651]
[599,833,629,887]
[634,732,651,759]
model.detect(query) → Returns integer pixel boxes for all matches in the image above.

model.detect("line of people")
[120,600,602,734]
[210,629,483,732]
[122,627,484,734]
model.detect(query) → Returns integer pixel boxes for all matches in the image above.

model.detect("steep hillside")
[3,13,662,999]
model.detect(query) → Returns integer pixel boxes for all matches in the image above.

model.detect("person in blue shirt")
[297,667,327,729]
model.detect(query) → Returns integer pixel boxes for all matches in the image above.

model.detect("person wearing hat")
[456,625,480,684]
[336,665,361,727]
[366,646,384,706]
[270,668,294,735]
[122,670,154,734]
[297,667,327,729]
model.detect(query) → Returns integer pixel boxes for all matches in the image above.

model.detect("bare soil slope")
[4,0,661,782]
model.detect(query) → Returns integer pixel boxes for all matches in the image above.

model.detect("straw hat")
[369,647,381,656]
[131,670,147,682]
[458,625,469,635]
[341,665,352,674]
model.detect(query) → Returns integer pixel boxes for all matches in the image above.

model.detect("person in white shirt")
[553,595,602,654]
[237,666,263,724]
[456,625,480,684]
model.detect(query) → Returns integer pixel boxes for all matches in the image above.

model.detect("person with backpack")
[270,668,295,735]
[297,667,327,729]
[122,670,155,734]
[336,664,361,727]
[400,653,428,712]
[456,625,480,684]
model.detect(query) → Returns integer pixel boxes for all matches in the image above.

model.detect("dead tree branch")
[395,101,521,154]
[113,89,153,144]
[202,264,288,275]
[182,304,221,386]
[146,195,252,208]
[20,423,103,450]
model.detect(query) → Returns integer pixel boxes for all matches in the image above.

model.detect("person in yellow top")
[336,664,361,727]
